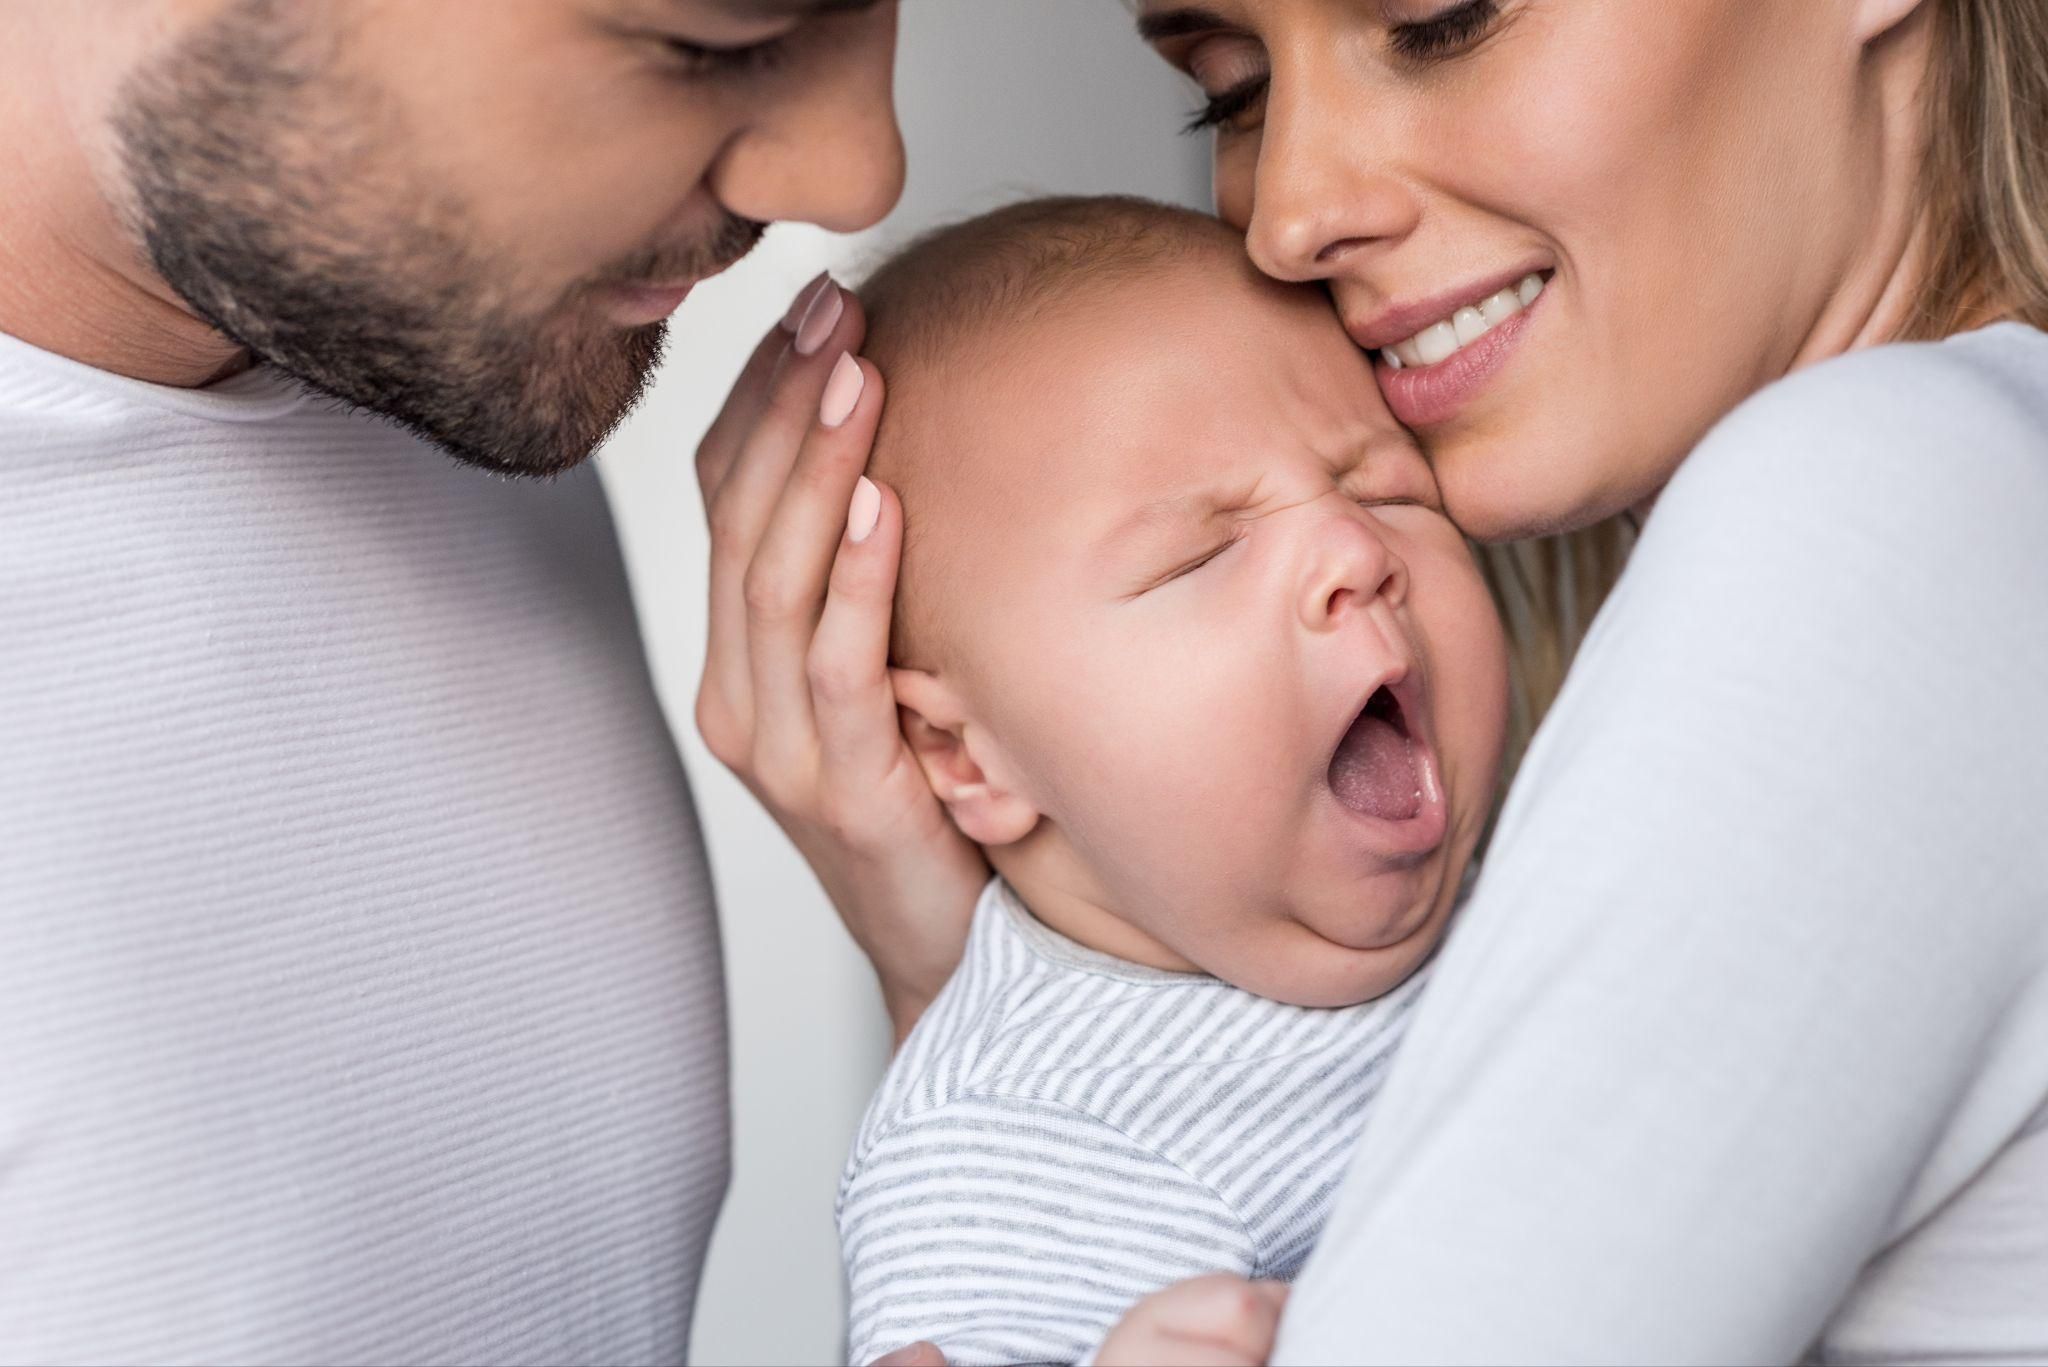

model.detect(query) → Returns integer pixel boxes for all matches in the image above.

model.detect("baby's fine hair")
[858,194,1238,386]
[857,196,1241,668]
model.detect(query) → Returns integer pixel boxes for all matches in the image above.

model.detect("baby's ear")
[890,668,1040,847]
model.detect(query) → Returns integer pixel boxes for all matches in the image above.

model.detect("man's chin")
[372,317,668,479]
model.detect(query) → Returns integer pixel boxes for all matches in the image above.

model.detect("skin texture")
[0,0,903,466]
[879,255,1507,1008]
[690,0,1947,1032]
[1141,0,1939,540]
[683,2,1958,1360]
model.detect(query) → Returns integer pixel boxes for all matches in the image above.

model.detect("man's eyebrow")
[1134,5,1235,42]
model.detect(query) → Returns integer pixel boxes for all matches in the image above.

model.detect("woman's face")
[1139,0,1927,541]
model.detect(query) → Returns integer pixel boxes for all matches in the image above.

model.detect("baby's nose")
[1299,512,1408,632]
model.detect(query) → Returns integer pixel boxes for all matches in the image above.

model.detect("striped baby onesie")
[838,878,1427,1367]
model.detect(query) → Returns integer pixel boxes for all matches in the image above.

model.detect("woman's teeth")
[1382,273,1545,371]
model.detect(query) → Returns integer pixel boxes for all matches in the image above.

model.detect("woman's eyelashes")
[1183,74,1268,135]
[1388,0,1502,62]
[1177,0,1503,133]
[1179,32,1271,134]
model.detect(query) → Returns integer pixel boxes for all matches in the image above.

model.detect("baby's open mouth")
[1328,684,1423,822]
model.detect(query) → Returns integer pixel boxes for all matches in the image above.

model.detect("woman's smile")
[1354,268,1551,429]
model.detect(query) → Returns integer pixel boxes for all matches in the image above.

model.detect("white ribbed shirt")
[0,329,728,1366]
[838,878,1426,1367]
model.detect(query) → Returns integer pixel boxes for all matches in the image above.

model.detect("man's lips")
[601,280,697,329]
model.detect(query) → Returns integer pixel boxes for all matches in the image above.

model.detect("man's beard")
[111,0,763,477]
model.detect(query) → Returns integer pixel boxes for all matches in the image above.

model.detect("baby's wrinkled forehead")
[857,194,1422,662]
[952,271,1417,508]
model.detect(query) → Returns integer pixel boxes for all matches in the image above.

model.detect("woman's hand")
[1095,1275,1290,1366]
[694,275,990,1040]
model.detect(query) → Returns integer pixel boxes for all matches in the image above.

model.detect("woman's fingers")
[699,280,868,760]
[739,280,869,512]
[744,352,886,779]
[694,270,830,500]
[1095,1277,1289,1367]
[1108,1336,1257,1367]
[695,321,788,505]
[808,475,907,780]
[1167,1279,1288,1358]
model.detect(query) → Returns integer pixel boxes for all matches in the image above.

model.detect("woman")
[692,0,2048,1359]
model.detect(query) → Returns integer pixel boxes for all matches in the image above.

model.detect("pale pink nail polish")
[819,352,864,429]
[793,282,844,356]
[847,476,881,544]
[780,271,829,333]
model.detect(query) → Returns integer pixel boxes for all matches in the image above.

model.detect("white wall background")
[596,5,1210,1364]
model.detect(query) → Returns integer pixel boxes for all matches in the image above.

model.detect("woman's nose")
[1243,73,1421,284]
[708,26,907,235]
[1300,511,1409,632]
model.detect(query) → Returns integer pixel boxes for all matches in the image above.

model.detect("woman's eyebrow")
[1135,5,1234,42]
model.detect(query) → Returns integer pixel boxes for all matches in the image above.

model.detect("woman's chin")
[1434,436,1661,545]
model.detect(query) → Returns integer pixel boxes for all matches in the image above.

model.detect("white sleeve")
[840,1095,1256,1367]
[1276,340,2048,1364]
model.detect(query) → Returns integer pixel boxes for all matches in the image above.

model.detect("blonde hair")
[1489,0,2048,775]
[1903,0,2048,339]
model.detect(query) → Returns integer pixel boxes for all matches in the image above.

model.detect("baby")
[838,196,1510,1367]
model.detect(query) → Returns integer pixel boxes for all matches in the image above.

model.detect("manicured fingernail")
[779,270,830,333]
[847,475,881,543]
[793,280,844,356]
[819,351,864,429]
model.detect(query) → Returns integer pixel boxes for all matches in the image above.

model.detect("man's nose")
[1299,509,1408,632]
[708,16,908,234]
[1242,66,1420,284]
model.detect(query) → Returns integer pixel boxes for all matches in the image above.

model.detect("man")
[0,1,901,1361]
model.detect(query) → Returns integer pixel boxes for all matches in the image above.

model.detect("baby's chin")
[1226,879,1456,1008]
[1259,933,1439,1009]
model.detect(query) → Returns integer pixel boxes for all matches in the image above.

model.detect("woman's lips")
[1374,291,1540,430]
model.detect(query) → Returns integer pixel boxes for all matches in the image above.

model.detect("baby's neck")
[988,844,1199,974]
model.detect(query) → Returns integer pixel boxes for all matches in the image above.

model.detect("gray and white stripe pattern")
[838,878,1425,1367]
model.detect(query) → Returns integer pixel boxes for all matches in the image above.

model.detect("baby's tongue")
[1328,708,1422,821]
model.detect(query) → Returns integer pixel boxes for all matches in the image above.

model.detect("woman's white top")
[1277,323,2048,1365]
[0,330,729,1365]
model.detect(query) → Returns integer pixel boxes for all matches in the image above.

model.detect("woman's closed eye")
[1179,32,1269,135]
[1388,0,1503,62]
[1173,0,1505,135]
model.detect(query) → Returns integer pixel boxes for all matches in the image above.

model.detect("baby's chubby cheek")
[1026,635,1306,897]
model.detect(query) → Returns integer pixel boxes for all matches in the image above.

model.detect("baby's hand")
[1094,1274,1289,1366]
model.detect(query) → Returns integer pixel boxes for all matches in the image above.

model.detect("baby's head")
[863,197,1508,1008]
